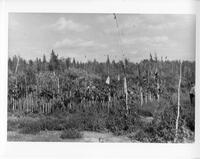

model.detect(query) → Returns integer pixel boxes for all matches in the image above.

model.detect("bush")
[137,109,153,117]
[62,114,82,130]
[40,117,65,131]
[7,119,19,131]
[181,103,195,132]
[134,129,151,142]
[8,115,41,132]
[60,128,82,139]
[106,108,139,135]
[138,98,170,117]
[19,120,42,134]
[16,116,67,134]
[133,104,187,143]
[80,111,107,132]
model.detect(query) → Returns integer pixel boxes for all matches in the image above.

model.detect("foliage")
[19,120,42,134]
[7,50,195,143]
[60,129,82,139]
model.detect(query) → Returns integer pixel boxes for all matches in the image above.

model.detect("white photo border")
[0,0,199,159]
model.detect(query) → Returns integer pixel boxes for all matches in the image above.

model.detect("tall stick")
[15,56,19,74]
[57,76,60,94]
[124,77,128,113]
[14,56,19,112]
[140,87,143,106]
[175,60,182,142]
[157,82,160,102]
[113,14,129,114]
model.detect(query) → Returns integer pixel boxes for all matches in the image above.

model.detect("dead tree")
[140,87,143,106]
[175,61,182,142]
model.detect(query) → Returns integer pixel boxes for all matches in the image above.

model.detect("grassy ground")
[7,98,195,143]
[7,130,132,142]
[7,113,135,142]
[7,112,139,142]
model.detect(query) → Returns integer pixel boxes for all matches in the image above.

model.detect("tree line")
[8,49,195,114]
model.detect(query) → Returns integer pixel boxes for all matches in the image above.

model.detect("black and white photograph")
[7,13,196,143]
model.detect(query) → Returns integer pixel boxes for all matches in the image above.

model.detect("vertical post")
[108,92,111,113]
[49,100,51,113]
[175,60,182,142]
[43,103,44,114]
[31,93,33,113]
[26,97,28,113]
[125,91,128,112]
[57,76,60,94]
[25,76,27,97]
[140,87,143,106]
[15,56,19,74]
[12,98,14,111]
[145,91,148,103]
[123,76,128,114]
[149,91,152,102]
[69,91,72,110]
[157,82,160,102]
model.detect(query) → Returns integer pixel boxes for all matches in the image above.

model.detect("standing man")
[189,83,195,107]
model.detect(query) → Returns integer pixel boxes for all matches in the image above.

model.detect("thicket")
[8,50,195,142]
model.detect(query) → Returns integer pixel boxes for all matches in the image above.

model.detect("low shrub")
[60,128,82,139]
[137,109,153,117]
[134,129,151,142]
[15,116,64,134]
[80,112,107,132]
[7,119,19,131]
[138,98,170,117]
[181,103,195,132]
[62,114,82,130]
[133,105,185,143]
[106,108,139,135]
[19,120,42,134]
[40,117,65,131]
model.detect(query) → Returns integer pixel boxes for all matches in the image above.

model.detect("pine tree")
[42,54,46,63]
[49,50,59,71]
[65,57,71,69]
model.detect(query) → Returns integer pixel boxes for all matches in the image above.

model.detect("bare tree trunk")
[57,76,60,94]
[69,91,72,110]
[157,82,160,102]
[145,92,148,103]
[125,92,128,113]
[140,87,143,106]
[42,104,45,114]
[175,61,182,142]
[25,76,27,97]
[12,98,14,111]
[107,93,111,113]
[124,77,128,114]
[49,100,52,113]
[156,72,160,102]
[26,98,28,113]
[15,56,19,74]
[149,91,152,102]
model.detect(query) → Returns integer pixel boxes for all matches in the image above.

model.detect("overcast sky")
[8,13,195,62]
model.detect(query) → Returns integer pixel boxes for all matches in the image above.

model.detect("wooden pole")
[26,97,28,113]
[12,98,14,111]
[140,87,143,106]
[108,92,111,113]
[145,91,148,103]
[15,56,19,74]
[57,76,60,94]
[157,81,160,102]
[126,91,128,112]
[174,60,182,142]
